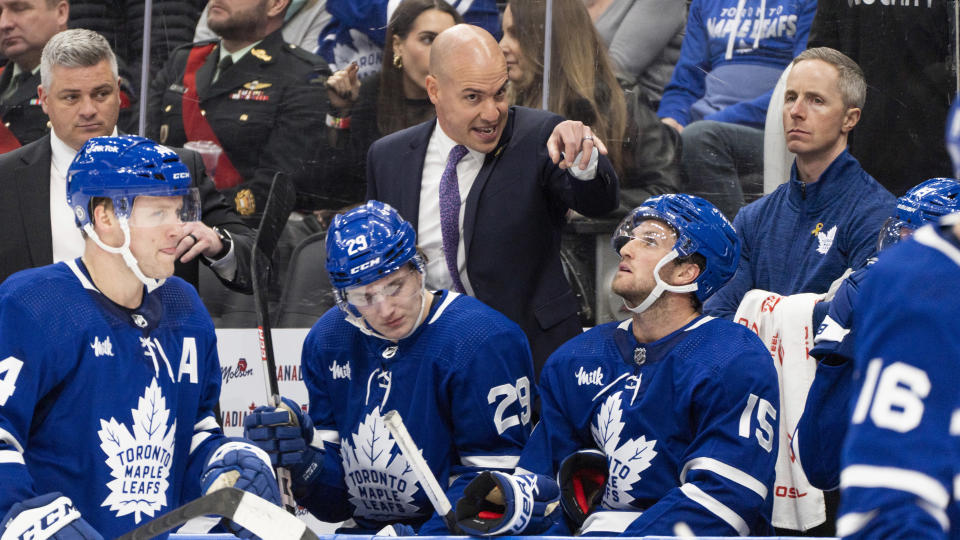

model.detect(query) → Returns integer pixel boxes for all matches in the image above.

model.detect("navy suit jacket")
[0,134,254,290]
[367,106,619,374]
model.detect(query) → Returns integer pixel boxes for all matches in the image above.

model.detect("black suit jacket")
[0,134,254,290]
[367,106,619,374]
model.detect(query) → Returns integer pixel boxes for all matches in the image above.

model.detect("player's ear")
[91,198,117,231]
[672,259,701,287]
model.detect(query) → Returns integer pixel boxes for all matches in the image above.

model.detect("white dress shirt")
[418,123,485,294]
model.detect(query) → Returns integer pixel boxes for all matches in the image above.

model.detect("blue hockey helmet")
[877,177,960,251]
[326,201,424,290]
[612,194,740,312]
[67,135,199,292]
[947,97,960,178]
[67,135,199,228]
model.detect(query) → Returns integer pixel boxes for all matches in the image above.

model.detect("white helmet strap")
[83,217,165,293]
[623,249,698,314]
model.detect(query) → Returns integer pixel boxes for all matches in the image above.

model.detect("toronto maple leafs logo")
[591,391,657,509]
[340,407,421,520]
[816,225,837,255]
[98,378,176,523]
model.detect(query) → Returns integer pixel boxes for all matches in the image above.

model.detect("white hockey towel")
[734,290,825,531]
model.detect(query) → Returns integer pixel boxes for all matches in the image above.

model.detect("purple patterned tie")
[439,144,469,293]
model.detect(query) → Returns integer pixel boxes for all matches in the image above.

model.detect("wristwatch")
[212,226,233,260]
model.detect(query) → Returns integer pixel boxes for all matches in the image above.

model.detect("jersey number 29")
[488,377,532,435]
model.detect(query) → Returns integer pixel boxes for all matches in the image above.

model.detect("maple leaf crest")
[98,378,177,523]
[341,407,421,520]
[591,391,658,509]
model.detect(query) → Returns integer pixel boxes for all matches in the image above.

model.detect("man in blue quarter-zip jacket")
[705,47,894,320]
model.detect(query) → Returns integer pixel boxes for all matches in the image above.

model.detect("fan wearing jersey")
[454,194,780,537]
[0,136,281,540]
[836,99,960,539]
[243,201,536,534]
[794,177,960,491]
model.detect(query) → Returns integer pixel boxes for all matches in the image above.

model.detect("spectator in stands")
[500,0,680,210]
[147,0,331,218]
[195,0,331,54]
[704,47,895,320]
[583,0,685,109]
[317,0,498,79]
[658,0,816,219]
[0,0,135,152]
[0,29,254,292]
[67,0,205,97]
[319,0,463,215]
[808,0,954,197]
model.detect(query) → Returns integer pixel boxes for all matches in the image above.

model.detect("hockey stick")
[382,409,459,533]
[252,172,298,513]
[115,487,318,540]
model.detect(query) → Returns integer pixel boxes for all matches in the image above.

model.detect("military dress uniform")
[147,29,331,216]
[0,63,138,154]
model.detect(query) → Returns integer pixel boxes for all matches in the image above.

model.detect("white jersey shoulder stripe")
[0,449,25,464]
[686,316,715,331]
[680,456,768,499]
[427,292,458,325]
[460,454,520,469]
[841,464,950,509]
[66,259,98,291]
[914,223,960,268]
[679,483,750,536]
[579,510,644,535]
[0,426,24,453]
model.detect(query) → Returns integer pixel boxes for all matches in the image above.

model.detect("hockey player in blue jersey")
[836,100,960,539]
[242,201,537,534]
[454,193,780,537]
[0,136,281,540]
[794,177,960,491]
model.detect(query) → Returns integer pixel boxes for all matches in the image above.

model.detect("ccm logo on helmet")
[350,257,381,274]
[173,172,190,180]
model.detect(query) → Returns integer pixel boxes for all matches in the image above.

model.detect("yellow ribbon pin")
[811,222,823,236]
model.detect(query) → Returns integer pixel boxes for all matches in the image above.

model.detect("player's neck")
[83,246,144,309]
[630,296,699,343]
[795,141,847,184]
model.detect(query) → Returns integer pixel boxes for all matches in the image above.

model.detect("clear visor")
[127,188,201,228]
[342,268,421,307]
[876,217,916,252]
[611,212,677,255]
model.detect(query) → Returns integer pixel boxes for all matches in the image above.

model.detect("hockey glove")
[557,448,608,528]
[201,439,282,539]
[455,471,561,536]
[243,396,313,467]
[1,492,103,540]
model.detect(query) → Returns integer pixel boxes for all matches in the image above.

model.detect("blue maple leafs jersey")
[518,315,779,537]
[0,260,226,539]
[296,291,535,533]
[838,219,960,539]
